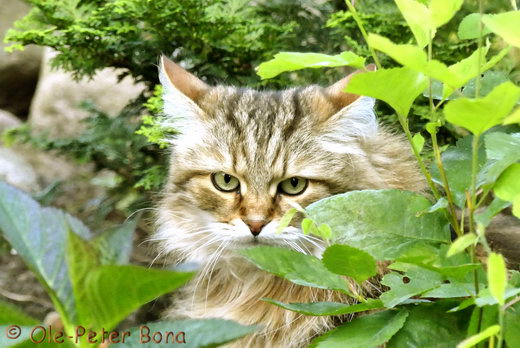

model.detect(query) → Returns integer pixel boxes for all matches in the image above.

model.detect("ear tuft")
[326,64,376,110]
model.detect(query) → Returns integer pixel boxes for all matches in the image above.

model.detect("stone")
[0,147,40,192]
[0,109,21,134]
[29,48,146,138]
[0,0,43,118]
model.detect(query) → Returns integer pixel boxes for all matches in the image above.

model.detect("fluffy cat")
[154,56,426,347]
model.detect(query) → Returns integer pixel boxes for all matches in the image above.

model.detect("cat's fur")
[154,56,426,347]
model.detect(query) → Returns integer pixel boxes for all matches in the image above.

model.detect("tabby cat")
[154,56,426,347]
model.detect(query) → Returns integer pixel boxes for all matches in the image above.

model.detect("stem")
[432,131,463,236]
[504,296,520,310]
[345,0,382,69]
[497,307,505,348]
[398,113,441,199]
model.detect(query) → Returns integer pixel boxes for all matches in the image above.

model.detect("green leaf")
[112,319,259,348]
[380,266,443,307]
[0,181,92,324]
[422,282,477,298]
[240,246,352,295]
[482,132,520,186]
[387,301,470,348]
[475,197,511,227]
[0,300,39,325]
[488,252,507,306]
[309,310,409,348]
[494,163,520,202]
[482,12,520,48]
[431,136,487,207]
[84,265,195,331]
[394,0,434,48]
[475,287,520,307]
[430,0,463,27]
[457,325,500,348]
[262,298,383,316]
[412,133,425,153]
[322,244,377,283]
[93,219,137,265]
[504,106,520,125]
[505,302,520,348]
[345,67,428,116]
[276,208,297,234]
[256,51,365,79]
[458,13,492,40]
[447,233,477,257]
[444,81,520,135]
[307,190,450,260]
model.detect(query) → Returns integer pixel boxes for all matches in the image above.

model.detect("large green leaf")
[505,302,520,348]
[394,0,434,48]
[387,301,470,348]
[430,0,463,28]
[113,319,259,348]
[458,13,492,40]
[263,298,383,316]
[84,265,195,331]
[307,190,450,260]
[345,67,428,116]
[239,246,352,295]
[256,51,365,79]
[482,12,520,48]
[493,163,520,218]
[0,181,92,323]
[444,82,520,135]
[431,136,487,207]
[309,310,409,348]
[482,132,520,185]
[380,265,443,308]
[322,244,377,283]
[93,218,137,265]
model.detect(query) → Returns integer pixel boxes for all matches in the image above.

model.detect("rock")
[0,0,43,118]
[0,147,40,192]
[29,48,146,138]
[0,109,21,134]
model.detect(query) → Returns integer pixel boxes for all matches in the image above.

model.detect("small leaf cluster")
[250,1,520,347]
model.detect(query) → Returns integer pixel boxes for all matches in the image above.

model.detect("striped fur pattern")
[154,57,426,347]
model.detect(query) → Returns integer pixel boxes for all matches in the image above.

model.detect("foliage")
[240,1,520,347]
[0,181,258,347]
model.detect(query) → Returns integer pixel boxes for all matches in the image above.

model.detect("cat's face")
[155,57,409,263]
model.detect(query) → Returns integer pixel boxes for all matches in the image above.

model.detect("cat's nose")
[246,220,267,236]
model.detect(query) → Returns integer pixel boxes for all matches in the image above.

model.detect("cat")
[154,55,426,347]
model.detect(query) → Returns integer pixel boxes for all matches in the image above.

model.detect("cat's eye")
[279,177,308,196]
[211,172,240,192]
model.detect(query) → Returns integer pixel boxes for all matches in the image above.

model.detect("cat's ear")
[324,65,378,137]
[159,55,209,119]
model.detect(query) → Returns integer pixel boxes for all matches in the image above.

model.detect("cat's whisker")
[203,240,230,311]
[125,207,159,222]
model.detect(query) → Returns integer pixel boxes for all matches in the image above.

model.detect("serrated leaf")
[307,190,450,260]
[262,298,383,316]
[488,252,507,306]
[458,13,492,40]
[345,67,428,116]
[256,51,365,79]
[395,0,434,48]
[447,233,477,257]
[240,246,352,295]
[309,310,409,348]
[483,12,520,48]
[387,301,470,348]
[112,319,259,348]
[444,82,520,135]
[322,244,376,283]
[380,266,443,307]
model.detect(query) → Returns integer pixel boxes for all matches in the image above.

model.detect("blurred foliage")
[4,0,518,222]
